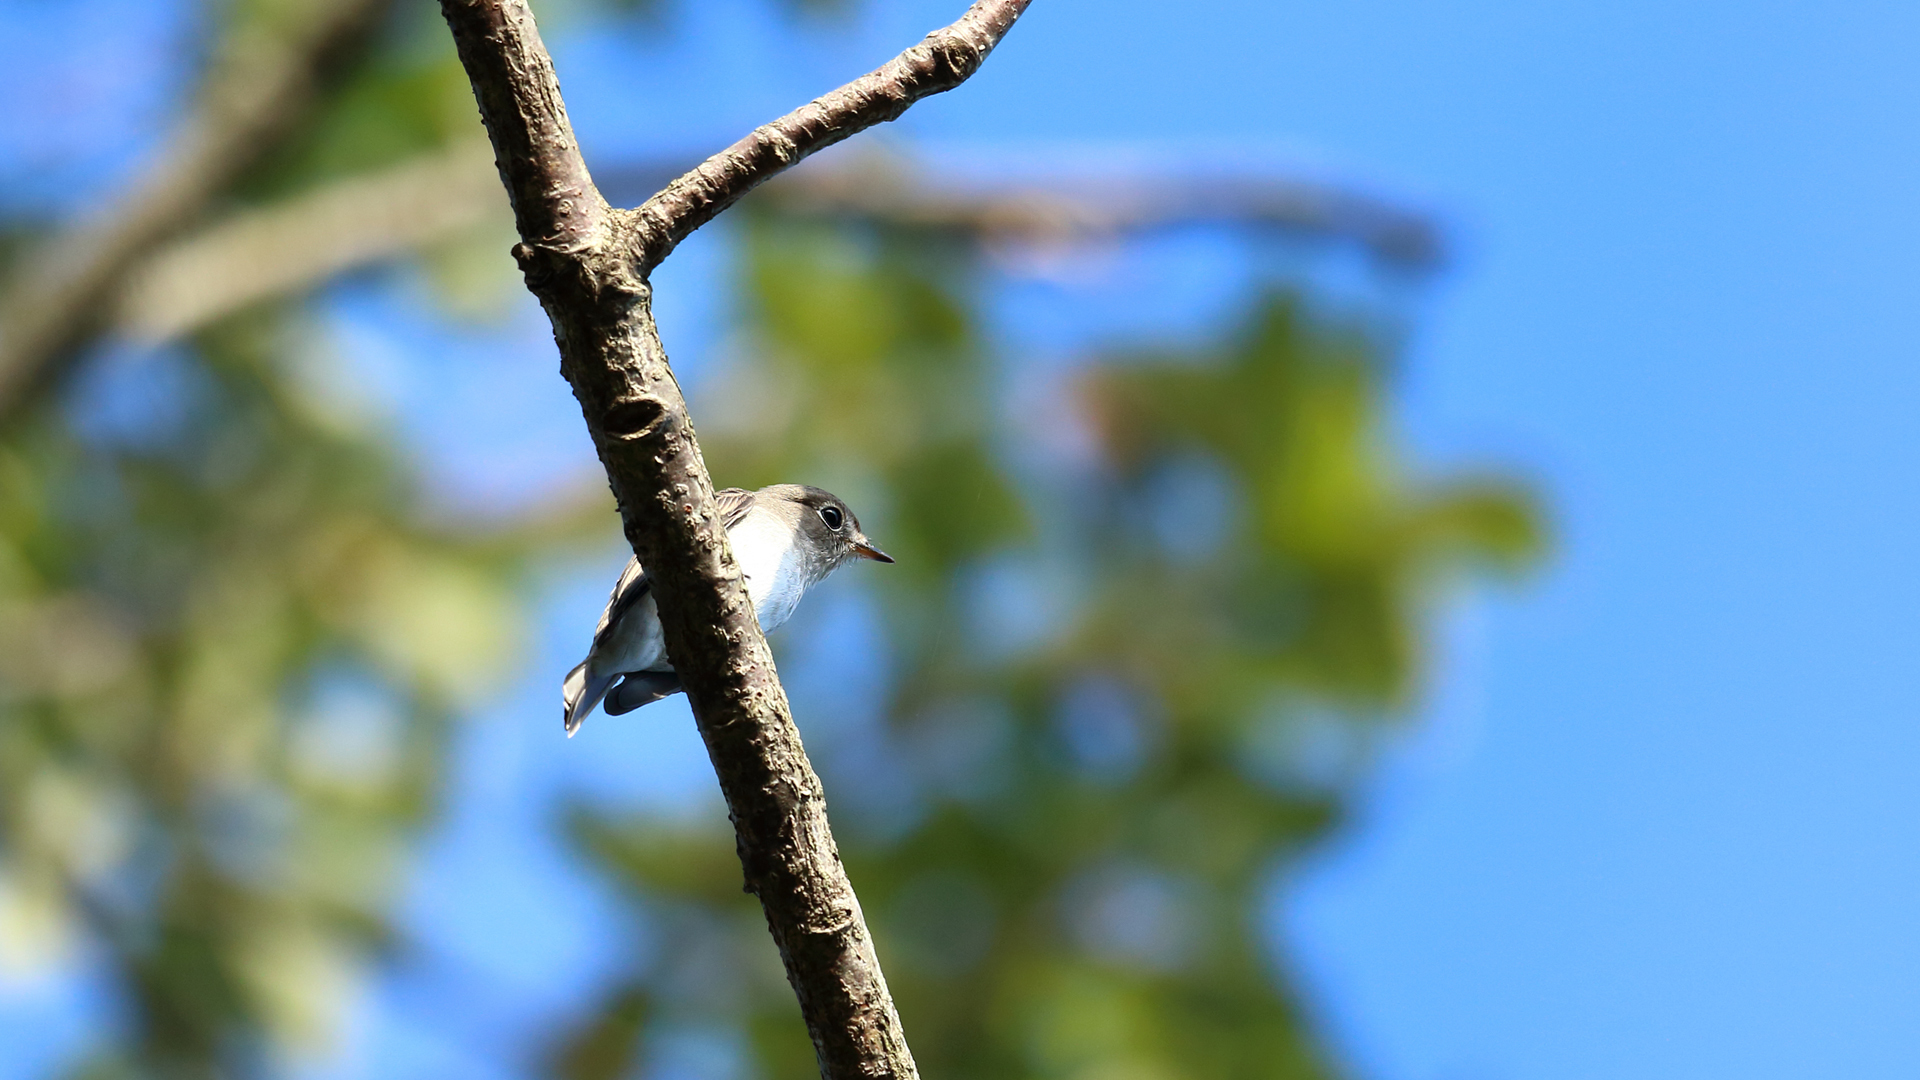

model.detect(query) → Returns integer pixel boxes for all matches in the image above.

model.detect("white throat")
[730,505,814,633]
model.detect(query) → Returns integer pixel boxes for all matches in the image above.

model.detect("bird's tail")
[562,660,616,737]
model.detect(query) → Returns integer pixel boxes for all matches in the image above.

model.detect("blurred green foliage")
[0,5,535,1077]
[0,1,1542,1078]
[545,213,1541,1080]
[0,316,525,1076]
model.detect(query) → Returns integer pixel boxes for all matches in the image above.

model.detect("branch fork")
[437,1,1032,1076]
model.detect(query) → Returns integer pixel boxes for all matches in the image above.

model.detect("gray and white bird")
[562,484,893,735]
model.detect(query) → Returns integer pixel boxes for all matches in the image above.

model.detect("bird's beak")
[851,534,894,563]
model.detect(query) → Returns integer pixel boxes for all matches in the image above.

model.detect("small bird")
[562,484,893,735]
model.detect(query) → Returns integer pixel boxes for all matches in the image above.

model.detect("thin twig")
[631,0,1033,269]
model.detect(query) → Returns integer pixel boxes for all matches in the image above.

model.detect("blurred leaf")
[546,981,652,1080]
[0,308,533,1072]
[561,218,1545,1079]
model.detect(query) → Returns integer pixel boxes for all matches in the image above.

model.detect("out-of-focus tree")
[547,210,1539,1079]
[0,315,528,1076]
[0,3,546,1075]
[0,1,1541,1078]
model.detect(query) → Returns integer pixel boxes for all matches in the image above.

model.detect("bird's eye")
[819,505,844,530]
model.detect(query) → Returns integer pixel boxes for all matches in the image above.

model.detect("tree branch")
[438,0,605,256]
[732,149,1445,268]
[0,0,392,422]
[631,0,1033,270]
[116,139,506,343]
[439,1,1031,1076]
[114,141,1440,344]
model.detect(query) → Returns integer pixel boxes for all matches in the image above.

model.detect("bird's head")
[768,484,894,572]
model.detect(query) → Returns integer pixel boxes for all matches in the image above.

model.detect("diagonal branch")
[632,0,1031,270]
[0,0,393,423]
[438,0,605,256]
[439,1,1031,1077]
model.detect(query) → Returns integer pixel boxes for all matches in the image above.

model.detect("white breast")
[729,507,807,633]
[589,505,806,685]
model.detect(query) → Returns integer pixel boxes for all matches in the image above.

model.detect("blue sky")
[7,0,1920,1077]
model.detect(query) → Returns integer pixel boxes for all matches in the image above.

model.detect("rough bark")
[0,0,393,422]
[437,1,1031,1077]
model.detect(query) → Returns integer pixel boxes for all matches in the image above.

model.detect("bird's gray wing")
[715,487,757,531]
[589,487,758,653]
[590,555,651,654]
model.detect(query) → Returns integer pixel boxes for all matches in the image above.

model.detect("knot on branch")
[514,234,653,316]
[894,27,989,97]
[919,34,985,88]
[511,240,566,289]
[799,905,859,938]
[603,396,667,439]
